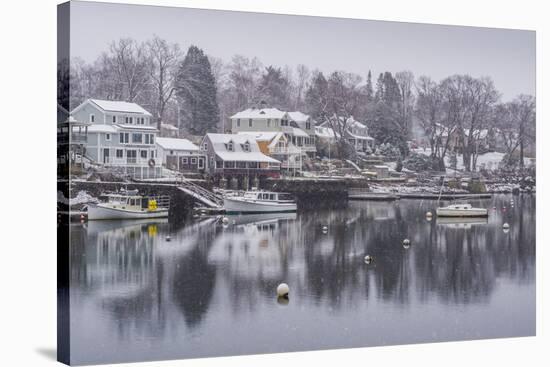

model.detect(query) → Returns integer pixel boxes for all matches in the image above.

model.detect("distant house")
[287,111,316,155]
[160,123,179,138]
[230,107,316,156]
[156,137,204,172]
[237,131,302,171]
[200,133,281,185]
[71,99,161,179]
[318,116,374,152]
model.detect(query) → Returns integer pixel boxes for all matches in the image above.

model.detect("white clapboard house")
[71,99,162,179]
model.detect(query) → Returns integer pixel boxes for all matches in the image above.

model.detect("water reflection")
[69,195,535,365]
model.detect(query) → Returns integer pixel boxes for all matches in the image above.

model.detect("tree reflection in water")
[69,194,535,364]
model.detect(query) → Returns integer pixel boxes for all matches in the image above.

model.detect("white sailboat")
[436,203,488,217]
[224,191,297,214]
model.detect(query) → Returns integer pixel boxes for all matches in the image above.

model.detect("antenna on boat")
[437,175,444,204]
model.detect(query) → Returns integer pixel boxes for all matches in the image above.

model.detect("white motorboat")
[436,203,488,217]
[224,191,297,214]
[87,190,170,220]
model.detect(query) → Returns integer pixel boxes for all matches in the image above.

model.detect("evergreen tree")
[365,70,374,102]
[305,71,329,121]
[374,73,384,102]
[256,66,291,109]
[175,45,220,135]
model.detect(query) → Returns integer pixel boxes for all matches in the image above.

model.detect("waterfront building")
[318,116,375,152]
[71,99,162,179]
[230,107,316,157]
[200,133,281,188]
[237,131,303,172]
[156,137,204,172]
[160,122,179,138]
[57,103,91,177]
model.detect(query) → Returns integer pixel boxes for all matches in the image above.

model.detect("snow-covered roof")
[87,124,118,133]
[464,129,489,139]
[289,127,309,138]
[347,131,374,140]
[315,126,340,139]
[215,151,281,163]
[230,108,288,120]
[288,111,310,123]
[205,133,280,163]
[156,137,198,151]
[237,131,280,142]
[161,123,179,131]
[89,99,152,116]
[116,124,158,131]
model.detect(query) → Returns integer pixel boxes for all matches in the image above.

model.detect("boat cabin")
[243,191,294,203]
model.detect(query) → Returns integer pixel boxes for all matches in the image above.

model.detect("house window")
[132,133,142,143]
[119,133,129,144]
[281,119,288,126]
[151,150,155,158]
[306,121,311,130]
[227,141,234,151]
[267,119,271,127]
[202,142,208,151]
[145,134,154,144]
[112,115,116,123]
[116,149,123,158]
[126,150,137,163]
[170,150,174,155]
[237,119,241,127]
[90,114,95,123]
[191,158,197,164]
[105,133,111,141]
[140,150,148,159]
[249,119,253,127]
[182,157,188,164]
[243,142,250,152]
[210,157,214,167]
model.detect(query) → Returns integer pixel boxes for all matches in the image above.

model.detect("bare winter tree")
[145,36,181,130]
[395,70,415,135]
[109,38,150,102]
[439,75,499,171]
[415,76,452,170]
[227,55,263,111]
[293,64,310,110]
[494,95,535,169]
[321,71,364,158]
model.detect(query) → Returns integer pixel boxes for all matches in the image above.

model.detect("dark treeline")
[67,36,535,171]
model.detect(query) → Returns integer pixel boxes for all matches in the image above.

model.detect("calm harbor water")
[69,194,535,365]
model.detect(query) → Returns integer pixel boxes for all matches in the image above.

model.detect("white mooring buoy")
[403,238,411,249]
[364,255,374,265]
[166,235,171,242]
[277,283,290,298]
[503,223,510,229]
[322,225,328,234]
[222,216,229,225]
[426,211,433,217]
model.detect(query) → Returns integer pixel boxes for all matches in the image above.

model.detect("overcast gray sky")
[70,1,535,101]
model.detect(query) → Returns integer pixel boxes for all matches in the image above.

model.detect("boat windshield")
[278,193,294,201]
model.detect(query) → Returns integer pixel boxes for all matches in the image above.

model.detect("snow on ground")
[411,148,534,172]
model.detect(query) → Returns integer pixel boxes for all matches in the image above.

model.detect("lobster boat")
[224,191,297,214]
[87,190,170,220]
